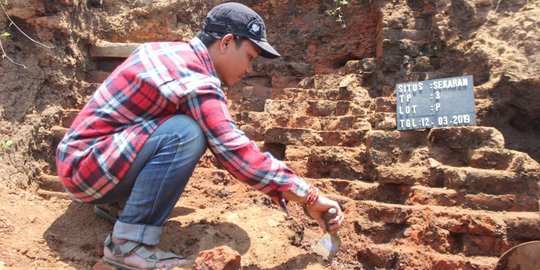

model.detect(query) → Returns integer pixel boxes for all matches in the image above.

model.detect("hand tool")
[311,208,341,261]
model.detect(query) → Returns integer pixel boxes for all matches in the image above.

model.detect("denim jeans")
[94,115,207,245]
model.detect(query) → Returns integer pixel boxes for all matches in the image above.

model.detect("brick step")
[272,86,361,101]
[89,42,141,58]
[195,144,369,181]
[250,73,362,91]
[407,185,539,212]
[354,242,497,269]
[86,42,139,85]
[263,99,363,116]
[240,85,360,101]
[310,73,363,90]
[283,145,368,180]
[371,164,536,197]
[231,89,372,115]
[237,111,371,131]
[427,126,506,150]
[364,128,537,176]
[468,147,534,171]
[187,169,538,260]
[345,200,540,258]
[366,128,506,169]
[438,165,536,196]
[373,165,435,186]
[239,118,372,142]
[264,127,369,147]
[315,178,539,212]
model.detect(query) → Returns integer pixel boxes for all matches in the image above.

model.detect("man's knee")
[169,115,207,156]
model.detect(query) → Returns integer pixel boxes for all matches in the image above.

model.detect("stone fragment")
[194,246,241,270]
[90,42,142,58]
[28,15,64,30]
[7,8,36,20]
[427,126,505,150]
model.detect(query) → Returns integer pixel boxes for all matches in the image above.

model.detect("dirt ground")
[0,169,341,269]
[0,0,539,269]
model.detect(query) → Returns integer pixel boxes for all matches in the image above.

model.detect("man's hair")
[196,31,246,48]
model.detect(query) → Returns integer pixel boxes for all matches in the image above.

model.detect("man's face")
[214,35,260,86]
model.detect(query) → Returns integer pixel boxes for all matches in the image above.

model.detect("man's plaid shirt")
[56,37,309,203]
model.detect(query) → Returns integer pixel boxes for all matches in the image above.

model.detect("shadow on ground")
[44,202,252,268]
[244,253,326,270]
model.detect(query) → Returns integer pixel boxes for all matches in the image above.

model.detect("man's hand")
[305,194,344,234]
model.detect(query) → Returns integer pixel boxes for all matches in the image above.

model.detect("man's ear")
[219,34,236,53]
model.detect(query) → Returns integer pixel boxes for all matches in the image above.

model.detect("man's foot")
[102,235,192,269]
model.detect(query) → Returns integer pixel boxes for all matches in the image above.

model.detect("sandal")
[102,234,193,270]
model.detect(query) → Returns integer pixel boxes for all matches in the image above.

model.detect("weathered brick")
[463,193,539,212]
[443,166,527,195]
[365,203,412,225]
[89,42,141,58]
[264,127,322,146]
[468,148,514,170]
[241,86,273,99]
[373,97,396,113]
[504,214,540,240]
[355,242,496,270]
[407,186,463,207]
[433,212,502,236]
[376,165,431,185]
[428,126,505,150]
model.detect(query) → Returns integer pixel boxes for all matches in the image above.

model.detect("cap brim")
[250,38,281,59]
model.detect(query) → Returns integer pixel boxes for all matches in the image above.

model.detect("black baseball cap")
[203,2,281,59]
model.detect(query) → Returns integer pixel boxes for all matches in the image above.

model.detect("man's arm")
[182,86,310,198]
[161,78,344,232]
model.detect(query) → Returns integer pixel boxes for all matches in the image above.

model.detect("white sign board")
[396,75,476,130]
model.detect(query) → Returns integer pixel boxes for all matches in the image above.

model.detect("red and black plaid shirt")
[56,37,309,203]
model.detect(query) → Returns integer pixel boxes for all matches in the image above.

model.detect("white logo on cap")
[251,23,260,33]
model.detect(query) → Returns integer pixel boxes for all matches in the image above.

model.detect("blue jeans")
[94,115,207,245]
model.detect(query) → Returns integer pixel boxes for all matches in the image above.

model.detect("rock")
[89,42,142,58]
[6,8,36,20]
[194,246,241,270]
[28,15,65,30]
[427,127,505,150]
[342,60,361,74]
